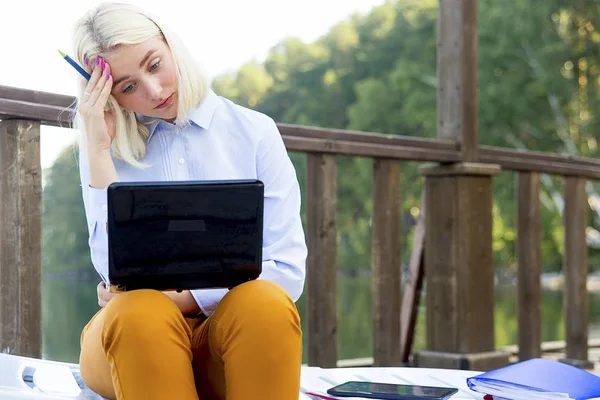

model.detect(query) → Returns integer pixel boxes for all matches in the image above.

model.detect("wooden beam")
[417,163,508,371]
[424,171,496,354]
[400,195,426,364]
[306,153,337,367]
[437,0,478,161]
[282,136,460,163]
[3,85,600,179]
[0,120,42,358]
[0,98,73,128]
[371,158,402,366]
[479,148,600,180]
[563,177,589,364]
[279,123,459,150]
[516,172,542,360]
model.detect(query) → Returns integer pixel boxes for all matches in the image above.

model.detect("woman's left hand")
[97,281,118,307]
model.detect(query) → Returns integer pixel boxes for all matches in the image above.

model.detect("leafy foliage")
[213,0,600,273]
[42,0,600,361]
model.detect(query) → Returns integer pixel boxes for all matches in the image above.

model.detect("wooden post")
[438,0,478,162]
[416,163,507,371]
[306,153,337,367]
[371,158,401,366]
[415,0,509,371]
[561,176,593,369]
[517,172,542,360]
[0,120,42,358]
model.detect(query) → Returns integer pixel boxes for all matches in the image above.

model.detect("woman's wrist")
[86,146,112,162]
[162,290,201,316]
[87,149,118,189]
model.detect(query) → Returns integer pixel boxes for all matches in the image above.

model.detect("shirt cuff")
[88,185,109,224]
[190,288,229,317]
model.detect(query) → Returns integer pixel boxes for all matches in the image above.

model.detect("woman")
[72,3,307,399]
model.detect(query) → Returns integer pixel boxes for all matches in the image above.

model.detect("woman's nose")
[147,80,162,100]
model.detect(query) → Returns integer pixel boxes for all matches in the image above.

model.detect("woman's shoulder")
[214,94,278,137]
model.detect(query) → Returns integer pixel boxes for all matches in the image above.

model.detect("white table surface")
[0,353,483,400]
[300,365,483,400]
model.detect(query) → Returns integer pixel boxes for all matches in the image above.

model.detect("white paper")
[32,364,81,398]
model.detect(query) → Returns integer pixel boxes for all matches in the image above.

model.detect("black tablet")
[327,381,459,400]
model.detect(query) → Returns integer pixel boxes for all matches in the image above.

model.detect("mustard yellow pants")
[79,280,302,400]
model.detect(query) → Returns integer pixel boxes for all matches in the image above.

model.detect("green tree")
[42,145,91,273]
[42,145,98,362]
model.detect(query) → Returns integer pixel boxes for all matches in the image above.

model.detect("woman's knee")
[220,280,301,327]
[102,289,190,344]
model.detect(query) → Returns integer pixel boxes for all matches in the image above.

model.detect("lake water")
[41,275,600,364]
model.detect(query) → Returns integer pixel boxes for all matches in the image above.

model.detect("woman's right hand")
[97,281,119,308]
[79,55,115,153]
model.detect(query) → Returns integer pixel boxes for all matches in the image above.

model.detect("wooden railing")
[1,83,599,369]
[2,0,599,371]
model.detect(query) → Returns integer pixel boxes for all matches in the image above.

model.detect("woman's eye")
[150,61,160,71]
[123,83,136,93]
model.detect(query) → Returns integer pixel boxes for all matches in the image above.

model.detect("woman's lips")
[155,94,174,109]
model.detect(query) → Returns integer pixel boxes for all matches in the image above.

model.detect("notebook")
[106,179,264,292]
[466,358,600,400]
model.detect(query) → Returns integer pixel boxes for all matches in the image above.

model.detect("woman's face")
[105,37,178,121]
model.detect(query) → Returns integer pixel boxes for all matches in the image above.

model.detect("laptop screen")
[106,180,264,291]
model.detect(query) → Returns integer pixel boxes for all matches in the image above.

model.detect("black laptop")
[106,179,264,292]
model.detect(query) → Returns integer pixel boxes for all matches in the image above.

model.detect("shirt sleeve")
[78,150,111,284]
[190,117,308,316]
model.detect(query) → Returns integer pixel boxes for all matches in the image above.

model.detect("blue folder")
[466,358,600,400]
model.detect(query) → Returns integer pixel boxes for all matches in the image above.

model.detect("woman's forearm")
[87,149,119,189]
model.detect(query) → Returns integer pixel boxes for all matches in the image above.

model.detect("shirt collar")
[189,89,219,130]
[139,89,219,143]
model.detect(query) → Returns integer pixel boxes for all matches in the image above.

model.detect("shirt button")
[102,204,107,211]
[178,158,185,164]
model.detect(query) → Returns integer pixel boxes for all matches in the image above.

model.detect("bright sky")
[0,0,385,170]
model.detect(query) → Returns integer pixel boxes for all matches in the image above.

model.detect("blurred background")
[5,0,600,364]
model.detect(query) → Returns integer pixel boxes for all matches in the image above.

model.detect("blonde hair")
[72,2,209,168]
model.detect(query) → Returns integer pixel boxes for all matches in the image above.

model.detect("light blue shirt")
[79,90,307,316]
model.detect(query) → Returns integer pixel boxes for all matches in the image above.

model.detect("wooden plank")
[563,177,589,362]
[279,123,459,151]
[3,85,600,179]
[0,98,74,128]
[479,150,600,180]
[400,194,426,364]
[516,172,542,360]
[0,85,74,108]
[0,120,42,358]
[501,338,600,356]
[438,0,478,161]
[282,136,460,163]
[306,153,337,367]
[371,158,402,366]
[481,145,600,169]
[420,164,500,358]
[424,176,459,351]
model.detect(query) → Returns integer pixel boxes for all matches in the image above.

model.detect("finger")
[83,54,93,75]
[79,55,93,94]
[86,60,109,107]
[82,56,104,102]
[92,64,112,109]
